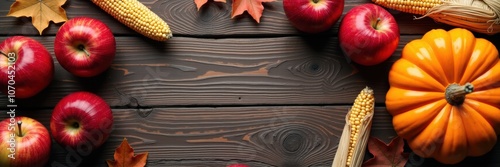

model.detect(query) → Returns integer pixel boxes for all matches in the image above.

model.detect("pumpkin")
[386,28,500,164]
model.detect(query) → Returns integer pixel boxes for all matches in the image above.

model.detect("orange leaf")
[231,0,275,23]
[7,0,68,35]
[363,136,409,167]
[107,138,148,167]
[194,0,226,11]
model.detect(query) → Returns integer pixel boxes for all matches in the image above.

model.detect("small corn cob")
[92,0,173,41]
[372,0,444,16]
[346,87,375,166]
[332,87,375,167]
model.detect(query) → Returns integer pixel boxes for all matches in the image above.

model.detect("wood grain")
[1,106,499,167]
[0,35,413,108]
[1,106,358,167]
[0,0,455,37]
[1,34,498,109]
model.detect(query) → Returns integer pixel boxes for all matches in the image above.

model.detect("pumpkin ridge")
[389,59,446,91]
[466,88,500,107]
[402,39,449,86]
[385,88,443,113]
[463,100,500,134]
[470,61,500,90]
[408,104,450,158]
[449,28,476,83]
[433,106,468,164]
[459,39,499,84]
[392,100,447,139]
[459,104,497,157]
[421,29,454,84]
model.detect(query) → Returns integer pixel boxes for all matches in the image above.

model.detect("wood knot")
[283,133,303,153]
[287,57,343,91]
[310,63,320,72]
[137,108,153,118]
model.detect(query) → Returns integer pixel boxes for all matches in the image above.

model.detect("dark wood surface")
[0,0,500,166]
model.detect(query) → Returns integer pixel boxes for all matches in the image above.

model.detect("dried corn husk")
[373,0,500,35]
[332,87,375,167]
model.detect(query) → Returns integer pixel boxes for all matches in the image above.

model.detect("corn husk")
[332,87,375,167]
[423,0,500,35]
[373,0,500,35]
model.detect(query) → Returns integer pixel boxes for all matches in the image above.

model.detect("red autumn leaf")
[107,138,148,167]
[362,136,409,167]
[194,0,226,11]
[231,0,275,23]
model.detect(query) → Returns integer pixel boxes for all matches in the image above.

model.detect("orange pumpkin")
[386,28,500,164]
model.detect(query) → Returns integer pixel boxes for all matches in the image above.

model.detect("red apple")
[283,0,344,33]
[50,91,113,153]
[338,3,400,66]
[54,17,116,77]
[0,116,51,167]
[0,36,54,98]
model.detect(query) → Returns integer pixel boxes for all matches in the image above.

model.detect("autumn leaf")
[362,136,409,167]
[194,0,226,11]
[107,138,149,167]
[7,0,68,35]
[231,0,275,23]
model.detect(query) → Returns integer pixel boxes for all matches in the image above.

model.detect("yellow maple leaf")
[7,0,68,35]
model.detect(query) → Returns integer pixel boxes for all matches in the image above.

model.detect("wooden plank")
[1,106,364,166]
[0,35,408,108]
[2,34,499,108]
[0,0,455,37]
[1,106,499,166]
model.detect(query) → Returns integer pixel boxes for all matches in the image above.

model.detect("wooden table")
[1,0,500,166]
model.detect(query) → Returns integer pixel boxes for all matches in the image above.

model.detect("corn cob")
[346,87,375,166]
[332,87,375,167]
[92,0,173,41]
[372,0,500,35]
[372,0,443,16]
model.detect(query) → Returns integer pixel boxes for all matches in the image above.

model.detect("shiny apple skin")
[0,116,51,167]
[283,0,344,33]
[0,36,54,98]
[339,3,400,66]
[54,17,116,77]
[50,91,113,152]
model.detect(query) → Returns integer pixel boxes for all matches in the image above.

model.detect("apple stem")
[17,121,23,137]
[372,18,381,29]
[78,45,90,57]
[312,0,319,3]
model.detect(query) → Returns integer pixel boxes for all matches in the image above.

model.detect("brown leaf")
[7,0,68,35]
[194,0,226,11]
[363,136,409,167]
[231,0,275,23]
[107,138,148,167]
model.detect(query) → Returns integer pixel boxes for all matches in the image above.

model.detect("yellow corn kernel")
[92,0,173,41]
[346,87,374,167]
[372,0,444,15]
